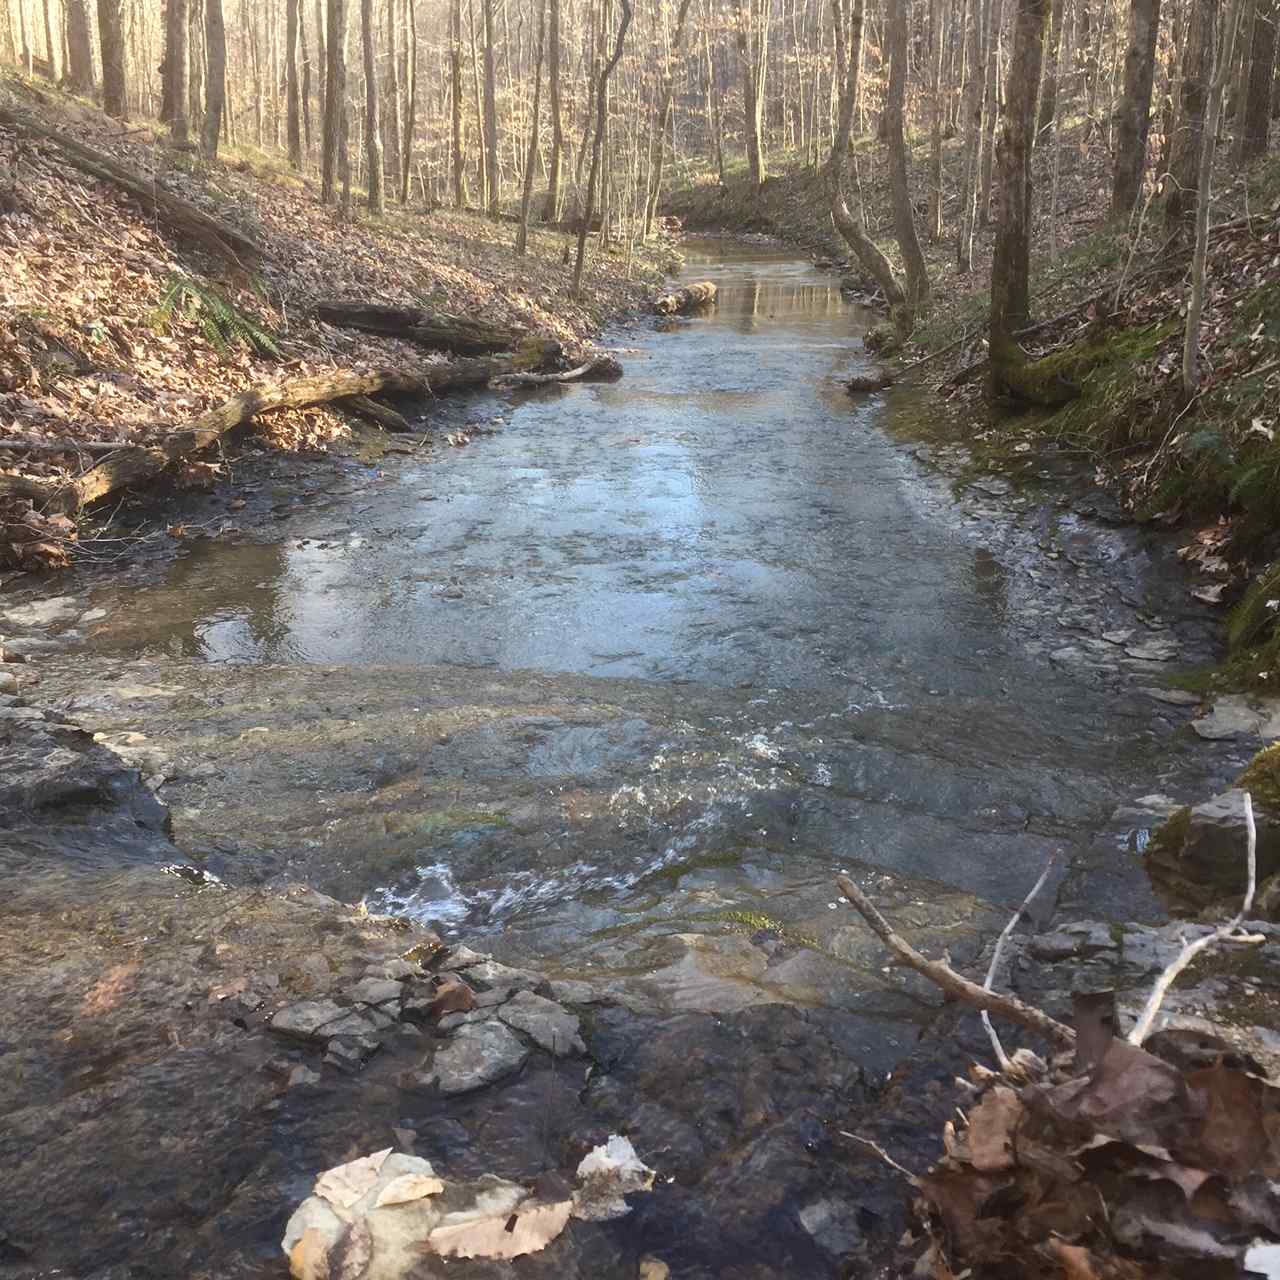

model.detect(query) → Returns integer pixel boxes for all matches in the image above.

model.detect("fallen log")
[314,303,542,358]
[339,395,412,431]
[0,105,262,267]
[494,353,623,387]
[846,369,895,393]
[55,350,549,512]
[653,282,717,315]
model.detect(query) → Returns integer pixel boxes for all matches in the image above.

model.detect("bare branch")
[1128,792,1264,1046]
[838,1132,920,1182]
[835,875,1076,1047]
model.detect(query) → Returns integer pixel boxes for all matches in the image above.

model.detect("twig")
[981,853,1061,1072]
[835,875,1076,1047]
[1128,791,1264,1046]
[838,1132,920,1182]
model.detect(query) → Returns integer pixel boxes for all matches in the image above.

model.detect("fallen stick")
[494,354,623,387]
[314,303,540,358]
[1128,791,1264,1046]
[0,105,262,266]
[835,874,1076,1047]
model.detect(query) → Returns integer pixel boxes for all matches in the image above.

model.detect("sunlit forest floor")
[0,70,666,570]
[666,126,1280,689]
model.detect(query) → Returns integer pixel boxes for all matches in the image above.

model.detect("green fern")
[151,274,281,360]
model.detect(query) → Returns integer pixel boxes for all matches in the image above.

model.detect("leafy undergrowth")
[0,71,664,571]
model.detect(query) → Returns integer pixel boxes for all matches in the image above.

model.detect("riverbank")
[0,70,668,573]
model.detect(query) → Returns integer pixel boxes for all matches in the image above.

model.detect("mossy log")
[654,282,717,314]
[0,105,262,266]
[340,395,413,431]
[989,335,1106,406]
[846,368,895,393]
[313,303,542,358]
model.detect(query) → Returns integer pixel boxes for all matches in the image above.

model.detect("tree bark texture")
[63,0,95,94]
[97,0,127,118]
[361,0,384,212]
[202,0,227,156]
[286,0,303,167]
[1239,0,1276,158]
[166,0,191,144]
[887,0,931,310]
[542,0,563,219]
[1165,0,1216,234]
[322,0,347,203]
[1111,0,1162,218]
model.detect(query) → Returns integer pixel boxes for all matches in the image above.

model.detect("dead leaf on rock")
[965,1085,1024,1172]
[373,1173,444,1208]
[289,1226,331,1280]
[315,1148,393,1209]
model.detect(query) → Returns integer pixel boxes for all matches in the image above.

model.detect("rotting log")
[314,303,545,358]
[52,352,550,512]
[339,394,412,431]
[653,281,717,315]
[0,105,262,266]
[494,353,623,387]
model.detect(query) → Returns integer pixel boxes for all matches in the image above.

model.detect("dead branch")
[838,1132,921,1182]
[493,354,623,387]
[0,105,262,266]
[1128,791,1264,1046]
[982,853,1061,1072]
[835,874,1076,1047]
[340,395,412,431]
[654,282,717,314]
[314,303,537,357]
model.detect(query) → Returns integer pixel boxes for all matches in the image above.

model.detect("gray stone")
[363,958,415,981]
[548,979,608,1005]
[1028,922,1119,961]
[473,985,515,1008]
[798,1197,863,1257]
[1192,695,1280,741]
[1102,629,1135,645]
[436,1008,494,1032]
[324,1035,380,1073]
[458,958,544,992]
[348,977,403,1006]
[3,596,83,628]
[421,1020,530,1094]
[1141,687,1201,707]
[268,999,346,1043]
[1125,638,1179,662]
[443,945,490,969]
[497,989,586,1056]
[318,1010,379,1039]
[0,671,17,695]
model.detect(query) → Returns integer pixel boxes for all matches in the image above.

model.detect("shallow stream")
[23,243,1235,1020]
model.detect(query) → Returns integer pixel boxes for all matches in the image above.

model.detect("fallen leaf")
[373,1173,445,1208]
[315,1148,393,1209]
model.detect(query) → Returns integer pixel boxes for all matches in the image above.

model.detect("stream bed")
[0,243,1254,1278]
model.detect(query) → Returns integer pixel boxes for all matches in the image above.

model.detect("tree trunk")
[1111,0,1162,217]
[927,0,946,240]
[643,0,694,238]
[734,0,767,187]
[887,0,930,310]
[516,0,546,253]
[450,0,466,206]
[202,0,226,155]
[1165,0,1215,234]
[540,0,563,219]
[165,0,191,143]
[286,0,303,165]
[40,0,57,80]
[322,0,347,203]
[401,0,416,203]
[990,0,1050,397]
[958,0,987,269]
[979,0,1006,226]
[572,0,632,296]
[1183,0,1245,393]
[64,0,94,92]
[482,0,499,217]
[385,0,402,199]
[361,0,384,212]
[97,0,127,118]
[1238,0,1276,158]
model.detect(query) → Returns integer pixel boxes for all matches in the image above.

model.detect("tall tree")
[927,0,947,240]
[990,0,1050,396]
[828,0,910,324]
[1165,0,1216,233]
[450,0,466,206]
[573,0,633,295]
[322,0,348,204]
[886,0,931,312]
[643,0,695,238]
[516,0,546,253]
[542,0,563,219]
[286,0,303,167]
[1111,0,1163,217]
[401,0,417,204]
[734,0,768,188]
[64,0,95,93]
[482,0,499,216]
[958,0,988,268]
[1183,0,1246,392]
[202,0,227,155]
[1238,0,1276,158]
[96,0,127,118]
[166,0,191,143]
[361,0,384,212]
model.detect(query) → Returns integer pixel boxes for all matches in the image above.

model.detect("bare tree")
[166,0,191,144]
[991,0,1050,396]
[450,0,466,206]
[886,0,931,313]
[517,0,546,253]
[361,0,384,212]
[1111,0,1162,217]
[542,0,563,219]
[401,0,417,204]
[322,0,348,204]
[203,0,227,155]
[643,0,695,238]
[573,0,633,295]
[286,0,303,166]
[482,0,499,216]
[97,0,127,118]
[64,0,95,93]
[1165,0,1216,234]
[734,0,768,187]
[1238,0,1276,159]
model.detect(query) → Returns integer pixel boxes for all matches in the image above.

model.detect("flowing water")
[27,243,1225,1017]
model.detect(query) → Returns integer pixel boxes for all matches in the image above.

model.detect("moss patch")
[1236,743,1280,811]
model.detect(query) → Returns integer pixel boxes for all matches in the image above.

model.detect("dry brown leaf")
[424,1191,573,1260]
[372,1173,445,1208]
[289,1226,331,1280]
[965,1085,1024,1172]
[315,1149,393,1209]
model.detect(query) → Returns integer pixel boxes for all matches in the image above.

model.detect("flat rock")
[1192,694,1280,741]
[269,999,347,1043]
[421,1019,529,1094]
[320,1010,380,1038]
[348,977,403,1006]
[3,596,83,628]
[1125,638,1179,662]
[497,990,586,1056]
[457,958,543,992]
[1142,687,1201,707]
